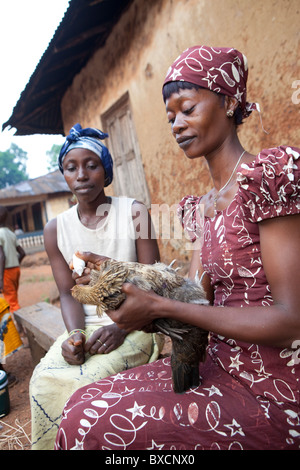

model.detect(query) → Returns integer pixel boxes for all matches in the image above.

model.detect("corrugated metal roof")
[2,0,133,136]
[0,170,71,201]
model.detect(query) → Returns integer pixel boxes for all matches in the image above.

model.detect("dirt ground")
[0,251,57,450]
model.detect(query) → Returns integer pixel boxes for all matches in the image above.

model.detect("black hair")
[163,80,243,126]
[162,81,201,102]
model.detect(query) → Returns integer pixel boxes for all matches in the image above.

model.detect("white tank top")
[57,196,137,325]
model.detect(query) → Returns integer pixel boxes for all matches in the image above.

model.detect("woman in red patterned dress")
[55,46,300,450]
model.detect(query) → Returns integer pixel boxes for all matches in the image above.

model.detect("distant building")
[0,170,72,244]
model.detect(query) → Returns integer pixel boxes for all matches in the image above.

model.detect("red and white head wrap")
[163,45,259,119]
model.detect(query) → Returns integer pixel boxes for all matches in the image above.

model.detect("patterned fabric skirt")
[30,326,163,450]
[55,354,300,450]
[0,297,23,362]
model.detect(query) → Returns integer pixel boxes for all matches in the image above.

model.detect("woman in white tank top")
[30,124,164,450]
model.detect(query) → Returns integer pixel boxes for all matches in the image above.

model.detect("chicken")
[71,259,209,393]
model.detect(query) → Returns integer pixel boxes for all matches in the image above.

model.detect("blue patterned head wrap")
[58,123,113,186]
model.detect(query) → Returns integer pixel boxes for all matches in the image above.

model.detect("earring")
[227,110,234,117]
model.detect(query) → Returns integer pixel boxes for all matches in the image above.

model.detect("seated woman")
[29,124,164,450]
[55,47,300,450]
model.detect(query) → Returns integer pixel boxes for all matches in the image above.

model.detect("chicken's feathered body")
[71,259,209,393]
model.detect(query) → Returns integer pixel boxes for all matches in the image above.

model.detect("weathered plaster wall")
[45,194,72,221]
[61,0,300,262]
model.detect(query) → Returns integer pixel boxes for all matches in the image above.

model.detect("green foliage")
[0,143,28,189]
[46,144,60,172]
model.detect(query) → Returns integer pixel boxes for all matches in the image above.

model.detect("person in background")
[55,47,300,451]
[0,206,25,386]
[30,123,164,450]
[14,224,24,236]
[0,206,25,316]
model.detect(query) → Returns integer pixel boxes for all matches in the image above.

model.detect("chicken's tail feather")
[171,361,200,394]
[154,319,190,341]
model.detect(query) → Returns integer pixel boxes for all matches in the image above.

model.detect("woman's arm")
[132,200,160,264]
[44,218,86,364]
[107,214,300,350]
[16,245,26,263]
